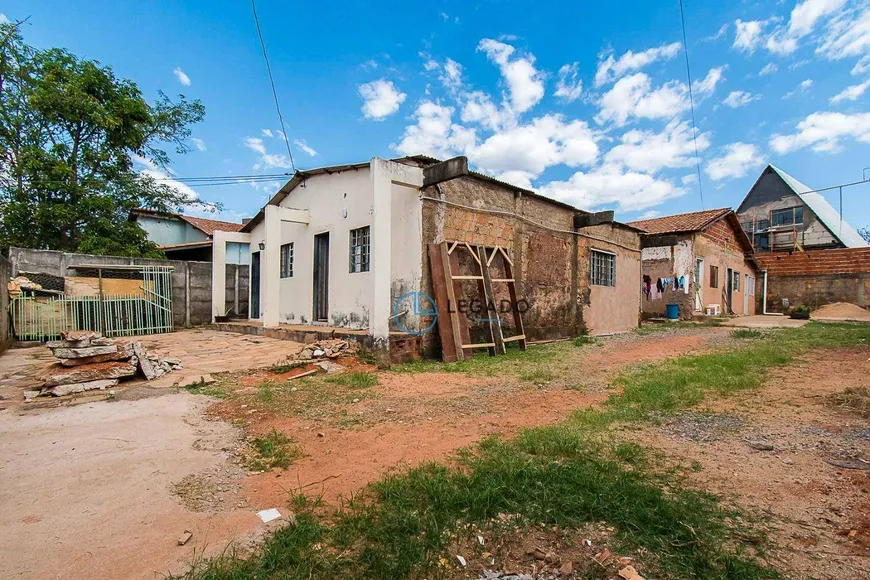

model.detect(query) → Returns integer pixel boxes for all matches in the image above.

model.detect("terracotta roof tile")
[175,214,245,236]
[626,208,731,235]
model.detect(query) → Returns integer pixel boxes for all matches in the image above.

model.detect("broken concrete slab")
[132,342,157,380]
[59,348,132,367]
[42,362,137,387]
[51,345,118,359]
[49,379,119,397]
[61,330,102,342]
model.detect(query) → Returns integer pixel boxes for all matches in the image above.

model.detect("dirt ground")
[623,347,870,579]
[2,324,868,579]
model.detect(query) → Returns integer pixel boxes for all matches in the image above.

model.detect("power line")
[678,0,705,210]
[251,0,296,173]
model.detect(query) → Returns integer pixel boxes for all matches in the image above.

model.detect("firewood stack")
[25,330,182,399]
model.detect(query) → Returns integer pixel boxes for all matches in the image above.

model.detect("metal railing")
[9,266,173,341]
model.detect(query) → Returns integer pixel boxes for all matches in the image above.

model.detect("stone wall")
[6,248,246,328]
[0,254,10,354]
[756,248,870,311]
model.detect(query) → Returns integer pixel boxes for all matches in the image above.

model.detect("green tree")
[859,227,870,245]
[0,21,210,257]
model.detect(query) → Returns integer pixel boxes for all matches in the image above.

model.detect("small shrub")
[572,335,596,347]
[519,369,554,385]
[732,329,762,339]
[248,428,302,471]
[827,386,870,418]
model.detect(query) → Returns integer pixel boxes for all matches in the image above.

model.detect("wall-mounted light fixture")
[258,241,266,251]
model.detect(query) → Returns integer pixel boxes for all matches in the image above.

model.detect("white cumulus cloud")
[705,142,761,181]
[596,73,689,126]
[604,120,710,174]
[173,67,191,86]
[358,79,407,120]
[477,38,545,113]
[594,42,682,87]
[723,90,761,108]
[191,138,206,151]
[293,139,318,157]
[830,78,870,102]
[554,63,583,102]
[770,111,870,153]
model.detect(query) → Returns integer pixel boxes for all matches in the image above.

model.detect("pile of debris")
[294,339,358,362]
[25,330,182,399]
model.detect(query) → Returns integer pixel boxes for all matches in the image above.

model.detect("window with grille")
[280,243,294,278]
[590,250,615,286]
[733,271,740,291]
[709,265,719,288]
[349,226,370,273]
[748,276,756,296]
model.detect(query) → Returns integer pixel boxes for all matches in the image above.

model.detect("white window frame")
[280,242,294,278]
[349,226,370,273]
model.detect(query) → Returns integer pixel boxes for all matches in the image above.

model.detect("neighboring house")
[628,208,758,318]
[213,156,643,364]
[737,165,869,252]
[130,209,250,263]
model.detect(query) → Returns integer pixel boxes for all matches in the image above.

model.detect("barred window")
[590,250,615,287]
[349,226,370,273]
[733,271,740,291]
[280,243,294,278]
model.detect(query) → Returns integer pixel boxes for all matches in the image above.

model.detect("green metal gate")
[10,265,173,341]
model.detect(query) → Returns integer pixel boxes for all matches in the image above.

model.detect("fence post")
[185,262,191,327]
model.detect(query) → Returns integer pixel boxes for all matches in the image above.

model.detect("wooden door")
[313,233,330,322]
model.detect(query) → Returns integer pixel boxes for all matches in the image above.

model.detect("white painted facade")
[221,158,425,352]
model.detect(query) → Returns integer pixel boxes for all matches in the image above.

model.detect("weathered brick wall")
[756,249,870,311]
[639,246,694,319]
[421,176,580,346]
[0,254,11,354]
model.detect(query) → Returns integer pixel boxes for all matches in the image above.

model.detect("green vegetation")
[571,335,598,346]
[635,318,723,335]
[731,329,763,339]
[519,368,554,385]
[247,429,303,471]
[0,21,208,257]
[178,323,870,579]
[325,371,379,389]
[183,377,228,399]
[393,343,561,376]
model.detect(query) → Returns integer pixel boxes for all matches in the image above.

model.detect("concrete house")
[130,209,250,263]
[628,208,758,318]
[211,156,643,364]
[737,165,869,252]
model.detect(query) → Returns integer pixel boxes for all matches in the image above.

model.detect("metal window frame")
[709,265,719,288]
[280,242,294,278]
[590,249,616,287]
[349,226,371,273]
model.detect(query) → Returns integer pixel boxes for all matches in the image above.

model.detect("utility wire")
[251,0,296,173]
[678,0,705,210]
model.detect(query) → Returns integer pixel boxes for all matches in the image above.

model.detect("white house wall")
[249,168,375,328]
[389,182,424,333]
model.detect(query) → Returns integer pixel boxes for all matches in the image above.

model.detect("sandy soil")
[812,302,870,322]
[623,347,870,579]
[0,392,271,580]
[220,330,721,508]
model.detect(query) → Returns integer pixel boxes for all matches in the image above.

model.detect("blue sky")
[4,0,870,229]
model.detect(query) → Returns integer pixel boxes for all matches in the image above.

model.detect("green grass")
[571,335,598,346]
[325,371,379,389]
[731,329,763,339]
[176,323,870,580]
[247,428,303,471]
[635,318,724,335]
[392,342,562,377]
[519,368,554,385]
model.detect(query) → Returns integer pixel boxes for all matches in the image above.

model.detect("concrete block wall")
[6,247,241,328]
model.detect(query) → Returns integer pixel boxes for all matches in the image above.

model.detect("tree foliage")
[0,22,209,257]
[859,227,870,245]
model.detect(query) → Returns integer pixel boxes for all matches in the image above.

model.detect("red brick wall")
[755,248,870,311]
[755,248,870,276]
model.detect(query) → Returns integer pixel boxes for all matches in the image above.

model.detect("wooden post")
[184,262,191,327]
[478,246,505,355]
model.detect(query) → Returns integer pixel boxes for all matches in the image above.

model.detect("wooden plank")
[501,250,526,351]
[464,242,481,265]
[478,246,506,355]
[428,243,461,362]
[452,275,484,280]
[503,334,526,343]
[461,342,496,349]
[491,278,515,283]
[448,248,472,350]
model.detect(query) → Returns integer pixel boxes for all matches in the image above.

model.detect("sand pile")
[811,302,870,322]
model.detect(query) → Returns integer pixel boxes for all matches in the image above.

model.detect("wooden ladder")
[428,242,526,362]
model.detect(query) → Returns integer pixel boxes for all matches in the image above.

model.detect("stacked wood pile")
[25,330,182,399]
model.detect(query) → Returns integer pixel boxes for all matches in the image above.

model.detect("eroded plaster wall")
[639,239,694,319]
[695,221,757,316]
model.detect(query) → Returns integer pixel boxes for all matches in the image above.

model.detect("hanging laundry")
[656,278,664,293]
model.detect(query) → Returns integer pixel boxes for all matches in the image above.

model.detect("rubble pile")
[26,330,182,399]
[294,339,358,361]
